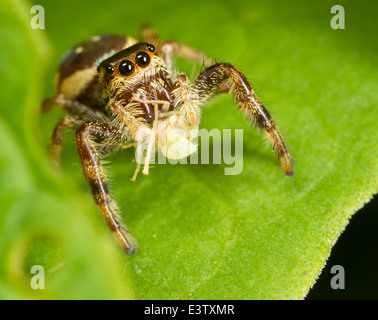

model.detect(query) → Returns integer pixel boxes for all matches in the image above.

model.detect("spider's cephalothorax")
[97,42,174,124]
[42,27,293,253]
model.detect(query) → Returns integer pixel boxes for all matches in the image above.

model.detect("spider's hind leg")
[42,94,109,169]
[49,114,84,168]
[41,94,107,120]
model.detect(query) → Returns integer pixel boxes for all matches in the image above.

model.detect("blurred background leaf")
[0,0,377,299]
[0,0,135,299]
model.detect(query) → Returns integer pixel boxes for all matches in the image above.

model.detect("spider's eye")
[105,65,114,74]
[135,51,151,68]
[119,60,135,76]
[97,64,114,74]
[147,44,155,52]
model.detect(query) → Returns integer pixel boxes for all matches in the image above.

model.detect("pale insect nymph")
[42,26,293,253]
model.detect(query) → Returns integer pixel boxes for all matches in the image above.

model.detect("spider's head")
[97,42,167,97]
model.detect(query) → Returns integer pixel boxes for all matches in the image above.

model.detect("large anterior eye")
[119,60,135,76]
[135,51,151,68]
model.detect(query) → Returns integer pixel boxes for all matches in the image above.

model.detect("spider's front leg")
[177,63,293,176]
[75,121,138,253]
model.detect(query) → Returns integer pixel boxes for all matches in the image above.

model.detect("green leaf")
[1,0,377,299]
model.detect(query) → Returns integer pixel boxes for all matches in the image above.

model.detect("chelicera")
[42,27,293,253]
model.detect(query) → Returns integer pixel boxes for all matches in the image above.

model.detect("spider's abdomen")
[54,35,137,111]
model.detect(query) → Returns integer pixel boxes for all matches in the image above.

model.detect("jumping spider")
[42,26,293,254]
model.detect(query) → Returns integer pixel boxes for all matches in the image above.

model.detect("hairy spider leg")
[49,114,84,168]
[75,122,138,253]
[174,73,200,125]
[109,100,146,135]
[42,95,108,168]
[178,63,293,176]
[108,99,151,181]
[42,94,106,120]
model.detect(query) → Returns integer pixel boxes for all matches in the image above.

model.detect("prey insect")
[42,26,293,253]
